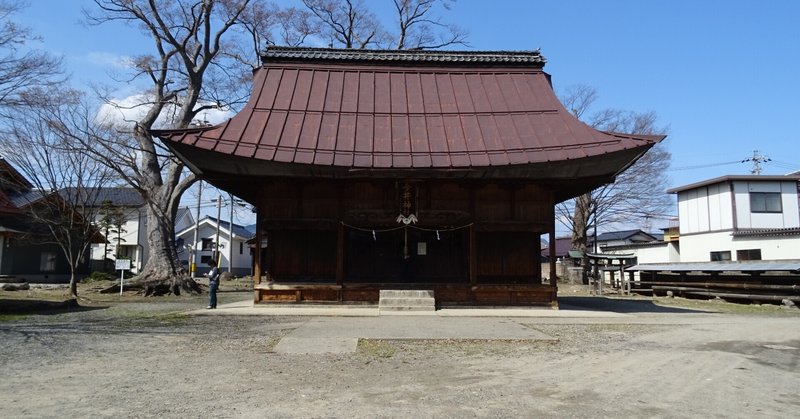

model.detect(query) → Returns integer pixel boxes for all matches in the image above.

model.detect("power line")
[669,160,741,171]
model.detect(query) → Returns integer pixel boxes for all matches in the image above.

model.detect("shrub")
[82,271,116,283]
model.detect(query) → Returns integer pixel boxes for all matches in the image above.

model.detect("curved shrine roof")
[155,47,663,176]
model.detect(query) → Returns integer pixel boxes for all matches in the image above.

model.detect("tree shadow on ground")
[0,299,107,315]
[558,296,709,313]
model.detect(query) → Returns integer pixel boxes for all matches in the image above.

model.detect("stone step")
[378,290,435,315]
[378,297,435,307]
[379,305,436,312]
[379,289,434,299]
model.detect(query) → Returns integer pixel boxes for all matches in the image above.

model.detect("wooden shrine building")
[155,47,663,307]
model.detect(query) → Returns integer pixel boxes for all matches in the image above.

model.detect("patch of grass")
[358,339,397,358]
[0,314,28,322]
[82,271,116,283]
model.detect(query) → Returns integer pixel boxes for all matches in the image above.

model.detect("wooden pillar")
[336,222,345,285]
[608,270,616,291]
[532,231,540,284]
[469,224,477,285]
[468,184,477,286]
[549,224,557,288]
[254,209,262,285]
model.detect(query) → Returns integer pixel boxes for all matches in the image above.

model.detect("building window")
[200,255,212,265]
[239,242,243,255]
[710,251,731,261]
[736,249,762,261]
[201,238,214,250]
[750,192,782,213]
[40,252,57,272]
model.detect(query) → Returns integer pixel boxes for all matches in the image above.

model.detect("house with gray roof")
[175,215,254,277]
[0,160,97,282]
[87,188,150,273]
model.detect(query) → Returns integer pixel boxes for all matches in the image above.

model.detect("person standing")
[206,259,220,309]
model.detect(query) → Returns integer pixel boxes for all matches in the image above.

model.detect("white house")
[88,187,194,274]
[667,175,800,262]
[176,215,254,277]
[89,188,148,273]
[598,175,800,293]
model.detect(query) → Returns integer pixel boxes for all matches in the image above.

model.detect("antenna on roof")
[742,150,771,175]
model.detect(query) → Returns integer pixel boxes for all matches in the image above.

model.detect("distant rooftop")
[200,216,254,238]
[667,175,800,194]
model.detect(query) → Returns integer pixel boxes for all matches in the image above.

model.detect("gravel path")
[1,292,798,418]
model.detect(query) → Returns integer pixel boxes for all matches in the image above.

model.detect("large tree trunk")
[100,153,200,296]
[571,192,592,285]
[135,190,201,296]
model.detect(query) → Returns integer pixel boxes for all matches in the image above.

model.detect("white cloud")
[86,51,135,69]
[95,93,234,129]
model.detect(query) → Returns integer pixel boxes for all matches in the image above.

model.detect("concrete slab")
[273,337,359,354]
[272,316,557,354]
[188,300,630,318]
[193,301,646,354]
[188,301,379,317]
[285,317,555,340]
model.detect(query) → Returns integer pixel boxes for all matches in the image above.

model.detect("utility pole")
[191,180,202,277]
[228,193,234,273]
[743,150,771,175]
[214,194,223,266]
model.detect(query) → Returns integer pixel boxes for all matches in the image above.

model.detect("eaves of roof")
[732,227,800,238]
[667,175,800,194]
[602,241,670,250]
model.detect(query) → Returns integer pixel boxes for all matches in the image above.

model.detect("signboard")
[116,259,131,296]
[115,259,131,270]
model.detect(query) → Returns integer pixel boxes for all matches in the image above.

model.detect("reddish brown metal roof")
[156,47,662,174]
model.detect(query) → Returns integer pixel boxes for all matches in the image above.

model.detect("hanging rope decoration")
[340,222,473,259]
[343,182,473,257]
[340,221,474,234]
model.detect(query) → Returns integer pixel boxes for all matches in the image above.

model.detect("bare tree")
[0,0,64,116]
[78,0,255,295]
[63,0,468,296]
[0,90,116,299]
[274,6,320,47]
[301,0,384,48]
[229,1,320,69]
[393,0,467,50]
[301,0,467,50]
[556,85,671,266]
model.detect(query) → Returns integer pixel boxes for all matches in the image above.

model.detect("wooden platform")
[254,282,557,308]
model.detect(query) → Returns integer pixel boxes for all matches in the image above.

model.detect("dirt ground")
[1,282,799,418]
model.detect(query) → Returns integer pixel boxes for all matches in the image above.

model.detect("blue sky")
[16,0,800,223]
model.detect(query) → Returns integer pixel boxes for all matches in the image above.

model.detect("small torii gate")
[586,252,637,295]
